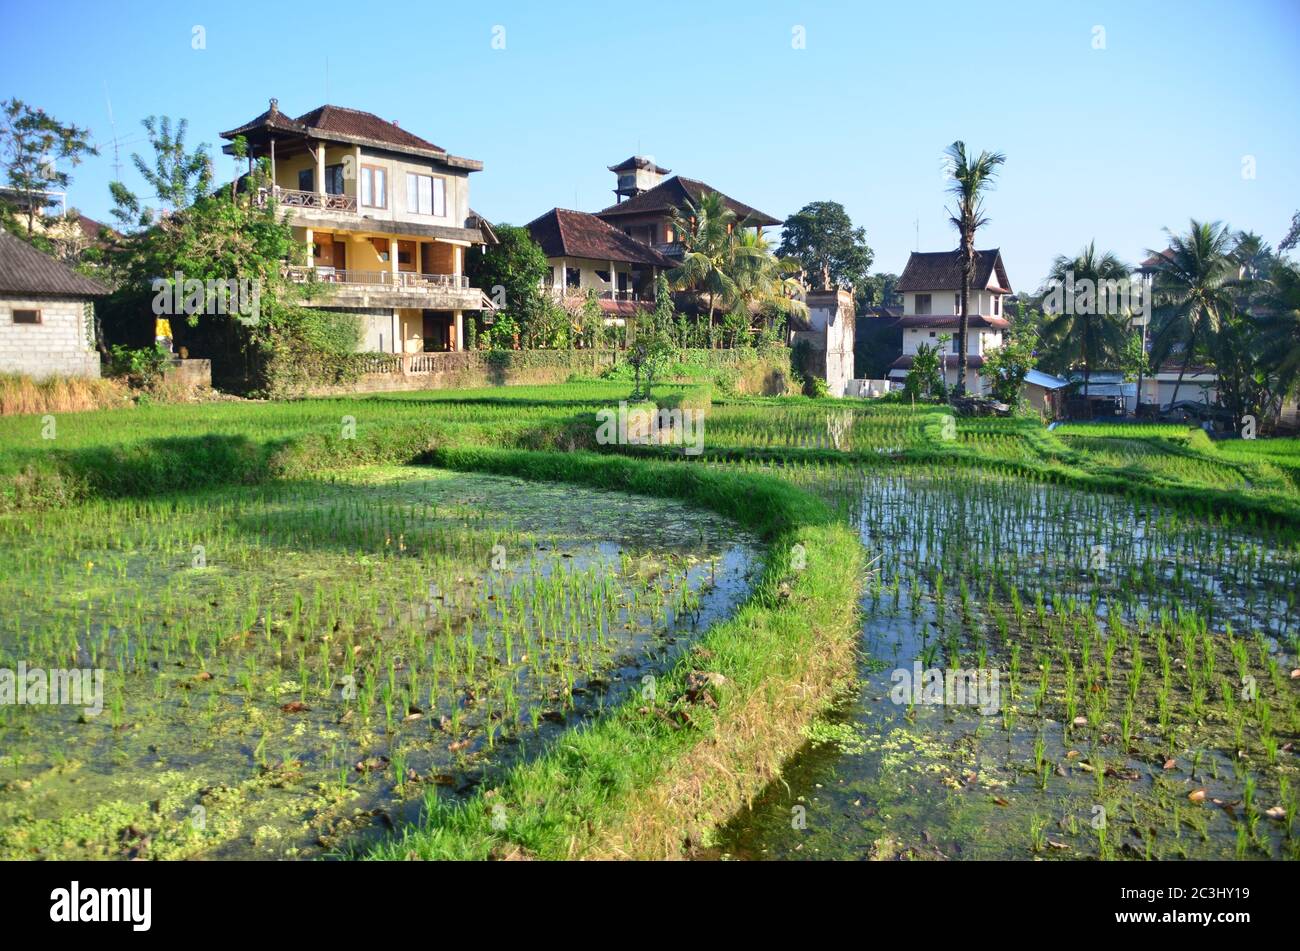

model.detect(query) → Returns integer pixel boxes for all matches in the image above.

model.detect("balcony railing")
[286,266,471,291]
[257,186,357,212]
[547,287,656,303]
[359,353,460,375]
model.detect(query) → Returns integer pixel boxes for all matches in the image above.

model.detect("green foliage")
[110,116,213,229]
[904,340,946,402]
[463,224,549,341]
[776,200,874,291]
[105,344,172,389]
[0,98,97,235]
[980,326,1037,404]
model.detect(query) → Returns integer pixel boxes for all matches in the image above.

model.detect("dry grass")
[0,373,131,416]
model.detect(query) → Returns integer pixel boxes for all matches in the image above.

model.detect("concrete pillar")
[316,142,326,195]
[304,228,314,271]
[389,238,398,285]
[454,310,464,351]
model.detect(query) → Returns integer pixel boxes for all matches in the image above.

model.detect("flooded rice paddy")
[713,467,1300,861]
[0,466,759,859]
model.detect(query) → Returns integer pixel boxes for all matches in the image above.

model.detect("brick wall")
[0,296,101,379]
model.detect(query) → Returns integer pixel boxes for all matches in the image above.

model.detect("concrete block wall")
[0,296,102,379]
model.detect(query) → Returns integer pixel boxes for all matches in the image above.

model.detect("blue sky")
[3,0,1297,287]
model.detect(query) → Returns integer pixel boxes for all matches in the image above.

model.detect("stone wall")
[298,348,790,397]
[0,297,101,379]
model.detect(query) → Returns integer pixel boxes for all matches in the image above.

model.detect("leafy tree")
[1280,210,1300,254]
[627,326,675,399]
[979,326,1037,405]
[1040,242,1131,397]
[776,200,873,291]
[0,99,98,236]
[110,116,212,229]
[856,271,899,312]
[463,223,549,343]
[943,141,1005,396]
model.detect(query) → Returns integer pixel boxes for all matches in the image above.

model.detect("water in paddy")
[0,466,759,859]
[712,468,1300,860]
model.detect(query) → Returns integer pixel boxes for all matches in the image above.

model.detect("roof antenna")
[103,82,122,182]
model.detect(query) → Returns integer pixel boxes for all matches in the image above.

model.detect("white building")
[887,248,1012,394]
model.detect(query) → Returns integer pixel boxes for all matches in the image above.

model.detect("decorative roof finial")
[269,98,279,114]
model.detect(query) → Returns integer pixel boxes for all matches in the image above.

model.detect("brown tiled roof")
[896,249,1011,293]
[608,156,671,174]
[595,176,781,227]
[221,102,451,157]
[896,314,1009,330]
[526,208,675,267]
[0,230,107,297]
[294,105,442,153]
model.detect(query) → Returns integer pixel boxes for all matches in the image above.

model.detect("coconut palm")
[943,141,1005,396]
[1146,221,1238,407]
[668,191,739,347]
[1040,242,1132,398]
[1254,260,1300,401]
[729,227,808,333]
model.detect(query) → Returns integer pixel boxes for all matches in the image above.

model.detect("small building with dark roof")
[0,229,106,379]
[886,248,1013,393]
[525,208,674,316]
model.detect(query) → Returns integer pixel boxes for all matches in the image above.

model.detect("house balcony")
[256,186,357,213]
[285,265,493,311]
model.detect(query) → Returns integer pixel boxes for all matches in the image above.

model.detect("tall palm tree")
[668,191,738,347]
[1254,260,1300,401]
[1146,221,1237,407]
[943,141,1005,396]
[1041,242,1131,398]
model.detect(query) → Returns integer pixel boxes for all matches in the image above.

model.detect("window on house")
[928,331,936,337]
[954,294,961,314]
[325,164,345,195]
[993,295,1001,315]
[565,267,581,289]
[298,168,314,192]
[405,173,445,216]
[594,270,611,284]
[370,237,391,262]
[915,293,932,315]
[360,165,387,208]
[12,309,41,324]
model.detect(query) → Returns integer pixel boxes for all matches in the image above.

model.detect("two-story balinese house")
[524,208,674,319]
[220,100,495,355]
[593,157,781,260]
[886,248,1012,394]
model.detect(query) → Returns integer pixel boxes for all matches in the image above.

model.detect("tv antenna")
[104,82,122,181]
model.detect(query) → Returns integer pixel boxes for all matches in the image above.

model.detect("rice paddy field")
[1,381,1298,861]
[710,465,1300,860]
